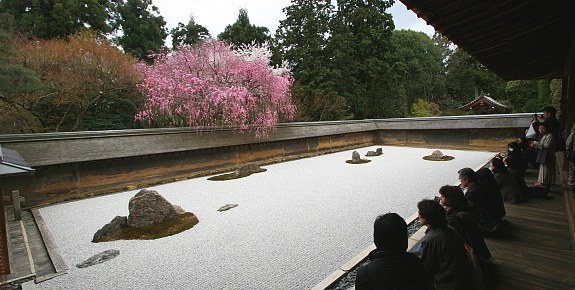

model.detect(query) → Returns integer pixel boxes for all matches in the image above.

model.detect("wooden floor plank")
[485,169,575,290]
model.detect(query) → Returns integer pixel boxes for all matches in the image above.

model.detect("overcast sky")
[153,0,435,46]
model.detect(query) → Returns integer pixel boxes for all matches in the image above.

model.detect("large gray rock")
[92,216,127,242]
[127,189,179,228]
[431,150,445,159]
[351,151,361,163]
[76,249,120,268]
[234,163,261,176]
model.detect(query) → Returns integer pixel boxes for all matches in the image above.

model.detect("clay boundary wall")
[0,114,532,207]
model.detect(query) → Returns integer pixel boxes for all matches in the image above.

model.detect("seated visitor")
[506,141,529,173]
[491,157,524,204]
[355,213,428,290]
[438,185,491,263]
[412,200,475,290]
[458,168,506,230]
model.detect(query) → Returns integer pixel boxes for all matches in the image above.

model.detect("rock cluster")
[92,189,190,242]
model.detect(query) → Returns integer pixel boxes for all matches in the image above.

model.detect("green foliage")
[505,80,538,112]
[274,0,333,84]
[170,15,210,48]
[0,17,46,133]
[0,0,113,39]
[93,212,199,242]
[445,48,507,104]
[410,98,441,117]
[290,82,350,121]
[391,30,445,115]
[114,0,167,62]
[328,0,397,119]
[218,9,271,46]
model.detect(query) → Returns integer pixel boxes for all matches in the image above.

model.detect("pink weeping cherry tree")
[135,40,295,138]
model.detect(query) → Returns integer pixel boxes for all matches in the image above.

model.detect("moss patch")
[345,159,372,164]
[208,169,267,181]
[94,212,199,242]
[422,155,455,161]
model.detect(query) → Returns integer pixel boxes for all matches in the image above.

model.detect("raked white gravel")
[36,146,497,290]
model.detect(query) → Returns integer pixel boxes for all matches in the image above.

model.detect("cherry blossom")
[135,40,295,137]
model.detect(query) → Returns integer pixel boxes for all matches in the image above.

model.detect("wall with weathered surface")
[0,114,532,207]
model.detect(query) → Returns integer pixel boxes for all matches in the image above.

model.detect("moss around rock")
[93,212,199,242]
[345,159,371,164]
[208,168,267,181]
[422,155,455,161]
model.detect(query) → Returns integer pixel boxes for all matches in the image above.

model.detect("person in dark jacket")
[439,185,491,263]
[459,168,506,229]
[491,157,524,204]
[355,213,428,290]
[412,200,474,290]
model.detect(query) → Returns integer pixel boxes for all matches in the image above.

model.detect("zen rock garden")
[92,189,199,243]
[423,149,455,161]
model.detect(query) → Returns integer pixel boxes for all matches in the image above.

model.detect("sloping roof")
[399,0,575,80]
[0,145,35,178]
[459,93,510,111]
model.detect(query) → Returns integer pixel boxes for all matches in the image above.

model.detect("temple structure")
[459,92,511,114]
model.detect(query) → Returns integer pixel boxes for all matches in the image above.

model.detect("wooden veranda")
[483,167,575,289]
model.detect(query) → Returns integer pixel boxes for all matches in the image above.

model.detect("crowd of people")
[355,106,575,290]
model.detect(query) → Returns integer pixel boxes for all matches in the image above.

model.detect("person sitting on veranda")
[459,168,506,232]
[412,200,475,290]
[439,185,491,264]
[355,213,428,290]
[491,157,524,204]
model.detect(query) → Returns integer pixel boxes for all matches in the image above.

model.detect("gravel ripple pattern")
[36,146,495,290]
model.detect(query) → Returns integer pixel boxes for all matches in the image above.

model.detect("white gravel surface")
[36,146,496,290]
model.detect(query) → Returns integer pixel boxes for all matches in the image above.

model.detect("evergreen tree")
[114,0,167,62]
[218,8,271,47]
[329,0,398,118]
[0,0,113,39]
[445,48,506,104]
[170,15,210,48]
[274,0,345,121]
[0,15,45,133]
[392,30,444,115]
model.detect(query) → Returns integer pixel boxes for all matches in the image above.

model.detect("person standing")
[530,122,556,188]
[355,213,428,290]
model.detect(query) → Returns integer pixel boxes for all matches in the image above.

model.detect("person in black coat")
[438,185,491,263]
[458,168,506,230]
[355,213,428,290]
[412,200,475,290]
